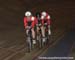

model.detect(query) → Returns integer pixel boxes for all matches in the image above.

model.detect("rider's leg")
[26,29,29,36]
[48,25,51,35]
[41,26,46,42]
[31,28,36,44]
[36,27,40,40]
[41,26,45,37]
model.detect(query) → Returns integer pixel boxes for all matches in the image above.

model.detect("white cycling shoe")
[42,37,46,42]
[33,40,36,44]
[48,29,51,35]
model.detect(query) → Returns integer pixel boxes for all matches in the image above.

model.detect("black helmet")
[36,12,41,18]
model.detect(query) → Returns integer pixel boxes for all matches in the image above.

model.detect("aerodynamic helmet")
[25,11,32,17]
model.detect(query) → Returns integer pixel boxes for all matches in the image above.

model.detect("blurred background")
[0,0,75,60]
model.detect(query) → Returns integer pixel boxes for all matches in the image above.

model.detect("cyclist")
[24,11,36,44]
[36,12,46,42]
[41,11,51,38]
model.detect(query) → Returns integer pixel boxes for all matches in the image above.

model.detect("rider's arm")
[31,21,35,28]
[24,17,27,28]
[47,15,51,25]
[35,18,38,25]
[31,17,36,28]
[47,15,51,29]
[35,17,38,27]
[41,16,44,26]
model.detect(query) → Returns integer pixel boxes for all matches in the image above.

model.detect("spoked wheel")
[41,37,45,47]
[39,30,45,48]
[45,31,50,45]
[26,36,32,52]
[39,34,44,48]
[44,25,50,45]
[37,30,41,48]
[26,30,33,52]
[45,27,51,45]
[37,29,43,48]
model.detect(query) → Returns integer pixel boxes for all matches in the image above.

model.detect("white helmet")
[25,11,32,16]
[41,11,47,16]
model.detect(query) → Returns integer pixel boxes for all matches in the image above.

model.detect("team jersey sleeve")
[41,16,44,25]
[47,15,51,25]
[24,17,27,27]
[31,17,35,28]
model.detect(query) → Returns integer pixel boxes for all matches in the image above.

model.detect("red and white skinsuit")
[41,15,51,26]
[41,14,51,35]
[24,16,37,41]
[24,16,36,29]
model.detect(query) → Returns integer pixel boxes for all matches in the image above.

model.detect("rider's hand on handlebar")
[26,26,31,29]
